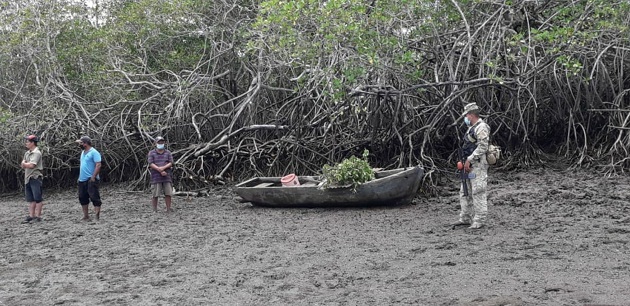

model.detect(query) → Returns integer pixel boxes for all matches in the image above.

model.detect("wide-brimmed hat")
[461,103,480,117]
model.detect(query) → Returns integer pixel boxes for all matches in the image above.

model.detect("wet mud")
[1,168,629,305]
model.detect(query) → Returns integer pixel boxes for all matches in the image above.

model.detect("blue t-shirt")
[79,148,102,182]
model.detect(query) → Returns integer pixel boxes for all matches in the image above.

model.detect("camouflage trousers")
[459,159,489,225]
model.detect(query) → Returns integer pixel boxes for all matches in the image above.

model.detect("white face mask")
[156,144,165,150]
[464,117,471,126]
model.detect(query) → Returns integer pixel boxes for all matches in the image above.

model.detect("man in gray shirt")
[21,134,44,223]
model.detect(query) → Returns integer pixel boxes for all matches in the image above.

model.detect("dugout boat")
[234,166,424,208]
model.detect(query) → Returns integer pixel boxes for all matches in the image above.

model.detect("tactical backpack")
[486,144,501,165]
[463,122,501,165]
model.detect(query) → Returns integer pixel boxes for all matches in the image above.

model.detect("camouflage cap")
[461,103,480,117]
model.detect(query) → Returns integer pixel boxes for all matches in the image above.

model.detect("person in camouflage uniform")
[453,103,490,229]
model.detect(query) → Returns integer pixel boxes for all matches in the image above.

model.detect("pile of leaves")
[321,150,375,190]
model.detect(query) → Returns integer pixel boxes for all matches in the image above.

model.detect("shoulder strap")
[467,126,477,141]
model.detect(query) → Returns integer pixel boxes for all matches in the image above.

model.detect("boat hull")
[234,166,424,208]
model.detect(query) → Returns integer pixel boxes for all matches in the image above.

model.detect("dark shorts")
[78,180,102,206]
[25,177,43,203]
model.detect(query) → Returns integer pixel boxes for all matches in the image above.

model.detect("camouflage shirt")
[465,118,490,162]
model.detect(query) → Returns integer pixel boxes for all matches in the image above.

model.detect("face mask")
[79,144,86,150]
[156,144,165,150]
[464,117,471,126]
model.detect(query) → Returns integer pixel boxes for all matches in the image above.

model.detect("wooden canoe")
[234,166,424,208]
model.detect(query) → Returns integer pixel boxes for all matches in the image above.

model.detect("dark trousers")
[78,180,102,206]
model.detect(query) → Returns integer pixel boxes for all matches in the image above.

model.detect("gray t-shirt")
[24,147,43,184]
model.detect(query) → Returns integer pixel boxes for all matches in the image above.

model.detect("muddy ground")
[1,167,629,306]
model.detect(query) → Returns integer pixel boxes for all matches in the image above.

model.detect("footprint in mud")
[457,295,525,306]
[434,242,457,250]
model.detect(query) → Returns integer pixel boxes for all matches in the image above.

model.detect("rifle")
[457,145,469,197]
[453,120,470,197]
[450,105,474,197]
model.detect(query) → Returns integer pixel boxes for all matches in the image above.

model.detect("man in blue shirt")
[77,136,103,221]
